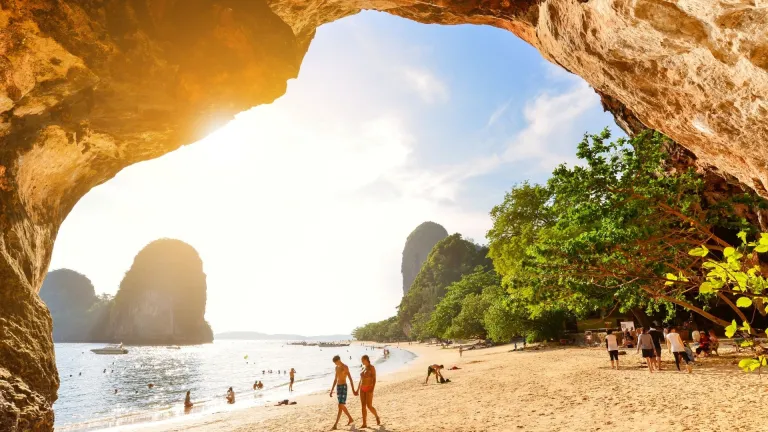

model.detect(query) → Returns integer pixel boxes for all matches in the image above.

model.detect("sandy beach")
[128,342,768,432]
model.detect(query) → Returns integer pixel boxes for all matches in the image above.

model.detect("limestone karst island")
[2,1,768,431]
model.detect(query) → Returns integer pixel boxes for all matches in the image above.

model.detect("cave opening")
[39,11,621,429]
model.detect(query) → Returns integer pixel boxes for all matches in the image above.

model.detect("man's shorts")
[336,384,347,404]
[608,350,619,361]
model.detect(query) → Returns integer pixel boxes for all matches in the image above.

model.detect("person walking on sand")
[666,327,692,373]
[636,327,657,373]
[649,324,664,370]
[329,355,356,430]
[425,364,444,384]
[605,329,619,370]
[289,368,296,392]
[356,355,381,428]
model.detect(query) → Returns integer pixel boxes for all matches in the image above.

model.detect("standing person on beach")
[459,346,463,357]
[648,324,664,370]
[666,327,692,373]
[605,329,619,370]
[289,368,296,392]
[356,355,381,428]
[329,355,356,430]
[636,328,657,373]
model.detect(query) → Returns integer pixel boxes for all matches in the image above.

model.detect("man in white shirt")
[666,327,692,373]
[605,329,620,370]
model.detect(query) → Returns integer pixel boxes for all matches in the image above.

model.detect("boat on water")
[318,342,350,348]
[90,343,128,355]
[165,345,181,350]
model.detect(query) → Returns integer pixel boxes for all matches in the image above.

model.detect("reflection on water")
[54,341,415,430]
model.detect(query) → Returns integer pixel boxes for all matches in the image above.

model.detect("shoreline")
[122,341,768,432]
[106,342,423,432]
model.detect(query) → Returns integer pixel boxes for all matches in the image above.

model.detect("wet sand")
[128,342,768,432]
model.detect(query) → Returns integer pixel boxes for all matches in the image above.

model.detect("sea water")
[53,340,415,430]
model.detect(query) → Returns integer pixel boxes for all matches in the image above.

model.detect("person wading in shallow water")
[329,355,356,430]
[356,355,381,428]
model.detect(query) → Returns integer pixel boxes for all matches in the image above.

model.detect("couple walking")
[329,354,380,430]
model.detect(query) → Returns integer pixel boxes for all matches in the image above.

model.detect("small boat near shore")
[318,342,350,348]
[91,343,128,355]
[165,345,181,350]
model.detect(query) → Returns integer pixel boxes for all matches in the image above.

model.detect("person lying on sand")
[425,364,444,384]
[329,355,356,430]
[275,399,297,406]
[356,355,381,428]
[226,387,236,404]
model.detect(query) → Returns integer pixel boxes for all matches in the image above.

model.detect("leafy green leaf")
[724,247,736,257]
[699,282,714,294]
[725,320,738,338]
[737,231,747,244]
[688,245,709,257]
[740,321,752,333]
[755,244,768,253]
[739,358,753,369]
[735,272,748,289]
[736,297,753,308]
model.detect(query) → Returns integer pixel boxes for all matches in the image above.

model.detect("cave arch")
[2,1,768,429]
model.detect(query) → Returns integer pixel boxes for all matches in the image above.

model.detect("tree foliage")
[488,129,768,332]
[398,233,492,333]
[352,316,405,343]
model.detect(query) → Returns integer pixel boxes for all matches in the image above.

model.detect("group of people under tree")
[605,324,719,374]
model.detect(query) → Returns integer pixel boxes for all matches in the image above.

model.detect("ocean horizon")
[53,340,415,431]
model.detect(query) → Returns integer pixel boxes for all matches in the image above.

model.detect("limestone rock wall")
[103,238,214,345]
[401,221,449,295]
[2,0,768,429]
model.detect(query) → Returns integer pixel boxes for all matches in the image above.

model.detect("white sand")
[128,342,768,432]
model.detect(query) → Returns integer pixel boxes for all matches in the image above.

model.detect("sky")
[49,11,623,336]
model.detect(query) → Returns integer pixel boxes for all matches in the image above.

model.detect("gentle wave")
[54,341,415,431]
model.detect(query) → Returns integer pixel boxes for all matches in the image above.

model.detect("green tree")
[445,293,490,339]
[489,129,767,329]
[398,233,492,334]
[427,269,499,338]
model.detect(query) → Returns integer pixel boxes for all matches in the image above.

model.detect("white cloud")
[502,80,600,171]
[400,66,449,103]
[486,99,512,127]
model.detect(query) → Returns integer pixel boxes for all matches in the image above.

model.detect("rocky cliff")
[39,269,109,342]
[3,0,768,430]
[102,239,213,345]
[401,221,448,295]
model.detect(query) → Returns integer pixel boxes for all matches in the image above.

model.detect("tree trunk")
[630,307,651,328]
